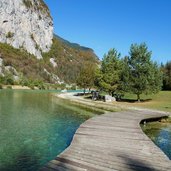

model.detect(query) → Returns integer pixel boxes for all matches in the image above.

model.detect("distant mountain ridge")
[54,34,94,52]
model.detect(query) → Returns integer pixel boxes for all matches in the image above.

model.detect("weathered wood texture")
[41,110,171,171]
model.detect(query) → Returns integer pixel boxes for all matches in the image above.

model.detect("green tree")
[95,48,123,96]
[162,61,171,90]
[0,76,4,89]
[119,56,130,93]
[76,62,96,95]
[127,43,162,101]
[4,74,14,85]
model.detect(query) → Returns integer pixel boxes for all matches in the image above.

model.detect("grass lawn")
[115,91,171,112]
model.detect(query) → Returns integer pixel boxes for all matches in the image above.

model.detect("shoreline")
[56,92,171,116]
[56,92,124,113]
[2,85,30,90]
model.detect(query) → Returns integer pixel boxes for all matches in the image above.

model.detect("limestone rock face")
[0,0,53,59]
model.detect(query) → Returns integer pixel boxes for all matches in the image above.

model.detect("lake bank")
[56,92,171,115]
[2,85,30,90]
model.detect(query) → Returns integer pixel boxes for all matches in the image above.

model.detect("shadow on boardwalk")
[119,154,156,171]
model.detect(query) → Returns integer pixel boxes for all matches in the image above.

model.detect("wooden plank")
[66,146,171,166]
[41,110,171,171]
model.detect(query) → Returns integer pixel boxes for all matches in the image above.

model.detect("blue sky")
[44,0,171,63]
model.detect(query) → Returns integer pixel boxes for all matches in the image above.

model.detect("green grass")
[120,91,171,112]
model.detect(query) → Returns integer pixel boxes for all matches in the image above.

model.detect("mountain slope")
[43,35,99,83]
[0,35,99,85]
[54,35,94,51]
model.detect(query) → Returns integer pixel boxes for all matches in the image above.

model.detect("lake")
[142,120,171,160]
[0,90,97,171]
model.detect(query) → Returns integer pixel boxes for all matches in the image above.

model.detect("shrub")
[28,84,35,90]
[7,85,12,89]
[70,85,76,90]
[4,74,14,85]
[30,34,34,41]
[23,0,33,8]
[0,84,3,89]
[6,32,14,38]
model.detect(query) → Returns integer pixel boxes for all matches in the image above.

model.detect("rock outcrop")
[0,0,53,59]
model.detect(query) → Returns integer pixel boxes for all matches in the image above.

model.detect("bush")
[6,32,14,38]
[5,74,14,85]
[38,84,45,90]
[0,84,3,89]
[70,85,76,90]
[6,85,12,89]
[28,84,35,90]
[23,0,33,8]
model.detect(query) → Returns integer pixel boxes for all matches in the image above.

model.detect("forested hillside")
[0,35,99,86]
[43,35,98,83]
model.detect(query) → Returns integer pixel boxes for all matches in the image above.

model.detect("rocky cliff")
[0,0,99,86]
[0,0,53,59]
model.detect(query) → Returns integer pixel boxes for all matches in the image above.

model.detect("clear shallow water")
[142,121,171,159]
[0,90,96,171]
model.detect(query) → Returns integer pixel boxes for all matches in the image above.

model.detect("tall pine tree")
[127,43,162,101]
[95,48,123,96]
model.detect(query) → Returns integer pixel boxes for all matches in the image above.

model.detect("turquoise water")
[142,121,171,159]
[0,90,96,171]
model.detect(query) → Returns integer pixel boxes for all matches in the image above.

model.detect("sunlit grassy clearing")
[120,91,171,112]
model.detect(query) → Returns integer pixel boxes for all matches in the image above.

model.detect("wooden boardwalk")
[41,110,171,171]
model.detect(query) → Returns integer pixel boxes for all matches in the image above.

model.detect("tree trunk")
[137,94,141,102]
[84,88,86,96]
